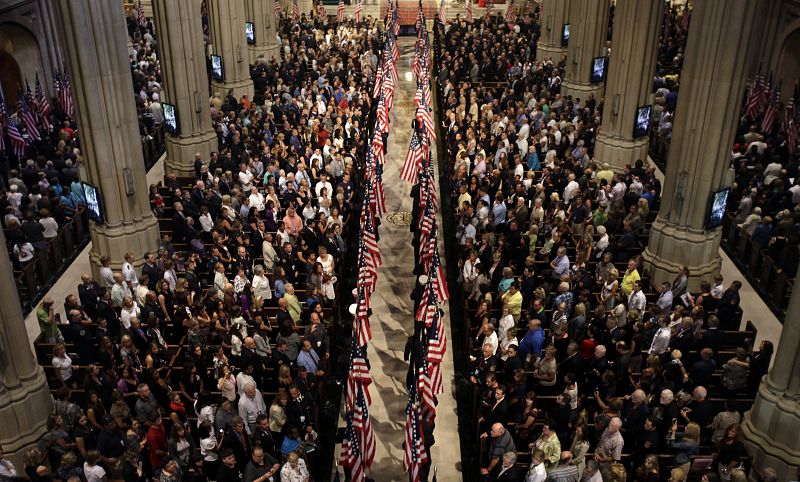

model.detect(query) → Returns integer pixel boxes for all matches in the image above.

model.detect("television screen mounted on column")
[706,187,730,230]
[561,24,570,46]
[590,56,607,84]
[81,181,105,224]
[163,102,180,136]
[245,22,255,45]
[633,105,652,139]
[210,54,224,81]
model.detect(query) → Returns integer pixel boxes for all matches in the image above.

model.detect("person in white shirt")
[122,252,138,289]
[628,280,647,317]
[656,282,673,313]
[248,186,265,212]
[238,163,255,190]
[119,298,141,330]
[649,317,672,355]
[527,449,547,482]
[38,209,59,239]
[314,173,332,199]
[99,256,115,288]
[563,173,579,204]
[238,382,266,434]
[83,450,106,482]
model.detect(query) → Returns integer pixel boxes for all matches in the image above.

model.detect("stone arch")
[775,21,800,100]
[0,23,44,104]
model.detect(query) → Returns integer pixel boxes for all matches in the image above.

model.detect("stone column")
[742,279,800,481]
[152,0,218,177]
[593,0,661,172]
[54,0,161,276]
[642,0,760,291]
[560,0,609,101]
[536,0,571,62]
[245,0,280,64]
[208,0,255,100]
[0,229,53,469]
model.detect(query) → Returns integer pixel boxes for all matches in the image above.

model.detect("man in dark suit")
[222,416,252,471]
[78,273,102,318]
[479,385,509,437]
[491,451,522,481]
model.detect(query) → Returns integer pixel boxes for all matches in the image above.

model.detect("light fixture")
[349,304,357,315]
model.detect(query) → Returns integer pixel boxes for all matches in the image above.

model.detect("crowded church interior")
[0,0,799,481]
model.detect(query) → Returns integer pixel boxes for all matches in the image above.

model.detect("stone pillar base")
[641,217,722,292]
[165,130,219,177]
[249,45,280,64]
[88,215,161,279]
[594,131,649,172]
[0,370,53,469]
[211,78,255,102]
[561,80,604,102]
[536,44,566,63]
[742,383,800,481]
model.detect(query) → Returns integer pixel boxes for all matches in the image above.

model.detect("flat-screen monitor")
[633,105,652,139]
[81,181,105,224]
[163,102,179,135]
[210,54,224,82]
[590,56,607,84]
[706,187,730,230]
[561,23,570,46]
[245,21,255,45]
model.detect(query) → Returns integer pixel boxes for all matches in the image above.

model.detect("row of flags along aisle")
[743,62,800,154]
[0,71,72,157]
[400,3,449,482]
[338,3,399,482]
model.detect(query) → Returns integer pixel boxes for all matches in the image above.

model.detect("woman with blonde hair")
[669,467,687,482]
[636,453,660,482]
[669,421,701,479]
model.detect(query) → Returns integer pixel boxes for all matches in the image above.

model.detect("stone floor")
[18,29,784,482]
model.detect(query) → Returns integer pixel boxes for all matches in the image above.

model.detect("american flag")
[293,0,300,23]
[784,82,797,153]
[374,160,386,215]
[35,74,51,131]
[403,377,429,482]
[401,128,426,183]
[60,67,74,119]
[761,82,781,134]
[680,5,691,31]
[505,0,517,25]
[274,0,282,22]
[137,0,146,26]
[429,248,449,302]
[353,380,376,469]
[745,65,764,119]
[318,0,326,18]
[415,86,435,140]
[0,85,6,152]
[7,117,27,157]
[525,0,532,15]
[339,411,365,482]
[760,72,773,112]
[438,0,446,24]
[392,0,400,35]
[337,0,345,22]
[17,93,40,141]
[373,64,383,99]
[355,0,363,22]
[662,1,671,40]
[465,0,473,22]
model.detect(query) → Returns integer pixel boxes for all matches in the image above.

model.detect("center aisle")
[363,36,462,480]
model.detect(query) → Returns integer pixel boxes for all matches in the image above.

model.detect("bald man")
[594,417,624,463]
[481,423,516,476]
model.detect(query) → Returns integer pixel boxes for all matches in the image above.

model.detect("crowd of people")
[8,12,385,482]
[728,119,800,281]
[436,11,776,482]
